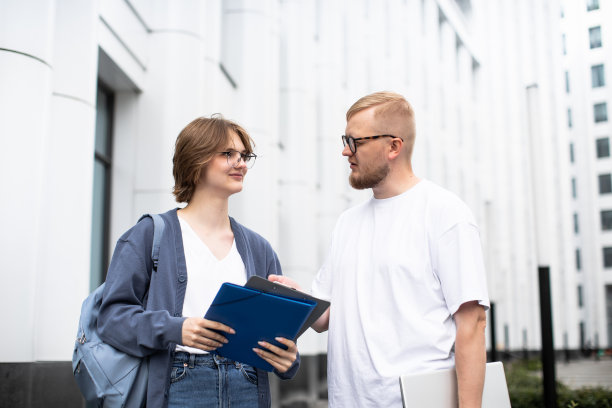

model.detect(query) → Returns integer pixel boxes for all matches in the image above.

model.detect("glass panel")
[591,64,605,88]
[596,138,610,158]
[90,84,113,290]
[574,212,579,233]
[601,210,612,230]
[90,160,108,290]
[95,87,111,158]
[576,248,582,270]
[595,102,608,123]
[587,0,599,11]
[577,285,583,307]
[604,247,612,268]
[599,174,612,194]
[606,285,612,348]
[589,26,602,49]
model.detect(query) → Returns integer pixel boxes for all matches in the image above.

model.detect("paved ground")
[556,357,612,389]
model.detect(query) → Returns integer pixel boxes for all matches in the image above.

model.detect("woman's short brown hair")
[172,114,254,203]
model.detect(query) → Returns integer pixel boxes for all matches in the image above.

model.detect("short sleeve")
[311,229,335,301]
[434,221,490,316]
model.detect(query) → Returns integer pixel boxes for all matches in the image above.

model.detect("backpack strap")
[138,213,166,272]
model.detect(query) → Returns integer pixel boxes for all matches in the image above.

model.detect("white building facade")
[0,0,580,406]
[560,0,612,352]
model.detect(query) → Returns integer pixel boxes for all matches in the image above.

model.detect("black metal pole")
[489,302,497,362]
[538,266,557,408]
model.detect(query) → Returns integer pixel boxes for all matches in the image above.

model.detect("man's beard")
[349,162,390,190]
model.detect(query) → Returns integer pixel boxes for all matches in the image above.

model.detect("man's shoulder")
[419,180,470,211]
[417,180,476,232]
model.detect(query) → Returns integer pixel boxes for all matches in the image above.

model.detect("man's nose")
[342,144,353,157]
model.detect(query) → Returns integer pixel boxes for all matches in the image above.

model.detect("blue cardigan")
[98,208,299,408]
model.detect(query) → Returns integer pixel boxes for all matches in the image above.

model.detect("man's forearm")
[454,301,487,408]
[311,307,330,333]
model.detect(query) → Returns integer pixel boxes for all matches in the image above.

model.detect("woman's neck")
[178,189,231,232]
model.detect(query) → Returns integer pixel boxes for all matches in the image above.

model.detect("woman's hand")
[252,337,298,373]
[181,317,235,352]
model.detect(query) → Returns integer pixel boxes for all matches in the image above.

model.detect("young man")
[271,91,490,407]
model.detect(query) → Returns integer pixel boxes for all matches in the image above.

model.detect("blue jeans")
[167,352,259,408]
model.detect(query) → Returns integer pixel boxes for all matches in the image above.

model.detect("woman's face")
[201,130,248,197]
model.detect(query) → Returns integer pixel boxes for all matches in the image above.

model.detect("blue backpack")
[72,214,165,408]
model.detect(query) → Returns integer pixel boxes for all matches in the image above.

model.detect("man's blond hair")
[346,91,416,160]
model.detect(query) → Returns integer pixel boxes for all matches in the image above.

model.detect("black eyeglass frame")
[218,150,258,169]
[341,134,402,154]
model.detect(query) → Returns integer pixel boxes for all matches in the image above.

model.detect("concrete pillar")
[35,0,99,361]
[0,0,55,362]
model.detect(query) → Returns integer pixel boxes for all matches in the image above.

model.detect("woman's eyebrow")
[223,147,248,154]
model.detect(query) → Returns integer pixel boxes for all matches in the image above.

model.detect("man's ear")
[388,137,403,160]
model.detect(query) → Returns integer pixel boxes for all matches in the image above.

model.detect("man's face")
[343,107,391,190]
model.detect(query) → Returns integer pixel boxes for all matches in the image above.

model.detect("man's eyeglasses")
[341,134,401,154]
[219,150,257,169]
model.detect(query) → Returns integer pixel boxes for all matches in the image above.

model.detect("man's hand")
[252,337,298,373]
[181,317,235,351]
[268,274,303,291]
[268,274,330,333]
[454,301,487,408]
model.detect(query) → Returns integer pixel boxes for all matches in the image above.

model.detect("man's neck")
[372,168,420,199]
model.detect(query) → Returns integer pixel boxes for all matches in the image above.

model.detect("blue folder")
[204,282,316,371]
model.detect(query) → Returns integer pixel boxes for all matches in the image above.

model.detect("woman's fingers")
[181,317,235,351]
[252,337,297,373]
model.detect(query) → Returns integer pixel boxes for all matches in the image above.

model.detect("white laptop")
[399,361,511,408]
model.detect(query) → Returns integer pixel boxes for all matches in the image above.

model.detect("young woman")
[98,115,299,408]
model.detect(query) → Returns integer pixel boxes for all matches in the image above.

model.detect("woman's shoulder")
[229,217,273,250]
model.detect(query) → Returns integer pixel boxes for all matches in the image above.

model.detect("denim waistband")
[173,351,242,368]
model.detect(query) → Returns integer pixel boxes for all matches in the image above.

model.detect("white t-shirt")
[312,180,490,407]
[176,216,247,354]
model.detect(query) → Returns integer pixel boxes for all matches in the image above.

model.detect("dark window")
[576,248,582,270]
[562,33,567,55]
[91,84,114,291]
[594,102,608,123]
[574,213,580,234]
[600,174,612,194]
[578,285,583,308]
[602,210,612,230]
[565,71,570,93]
[568,108,573,128]
[570,143,575,163]
[597,138,610,158]
[587,0,600,11]
[606,285,612,348]
[604,247,612,268]
[590,26,602,49]
[592,64,605,87]
[572,177,577,198]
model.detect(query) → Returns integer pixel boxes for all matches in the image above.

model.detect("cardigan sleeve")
[97,220,185,357]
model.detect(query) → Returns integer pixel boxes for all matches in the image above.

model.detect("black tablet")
[245,275,330,338]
